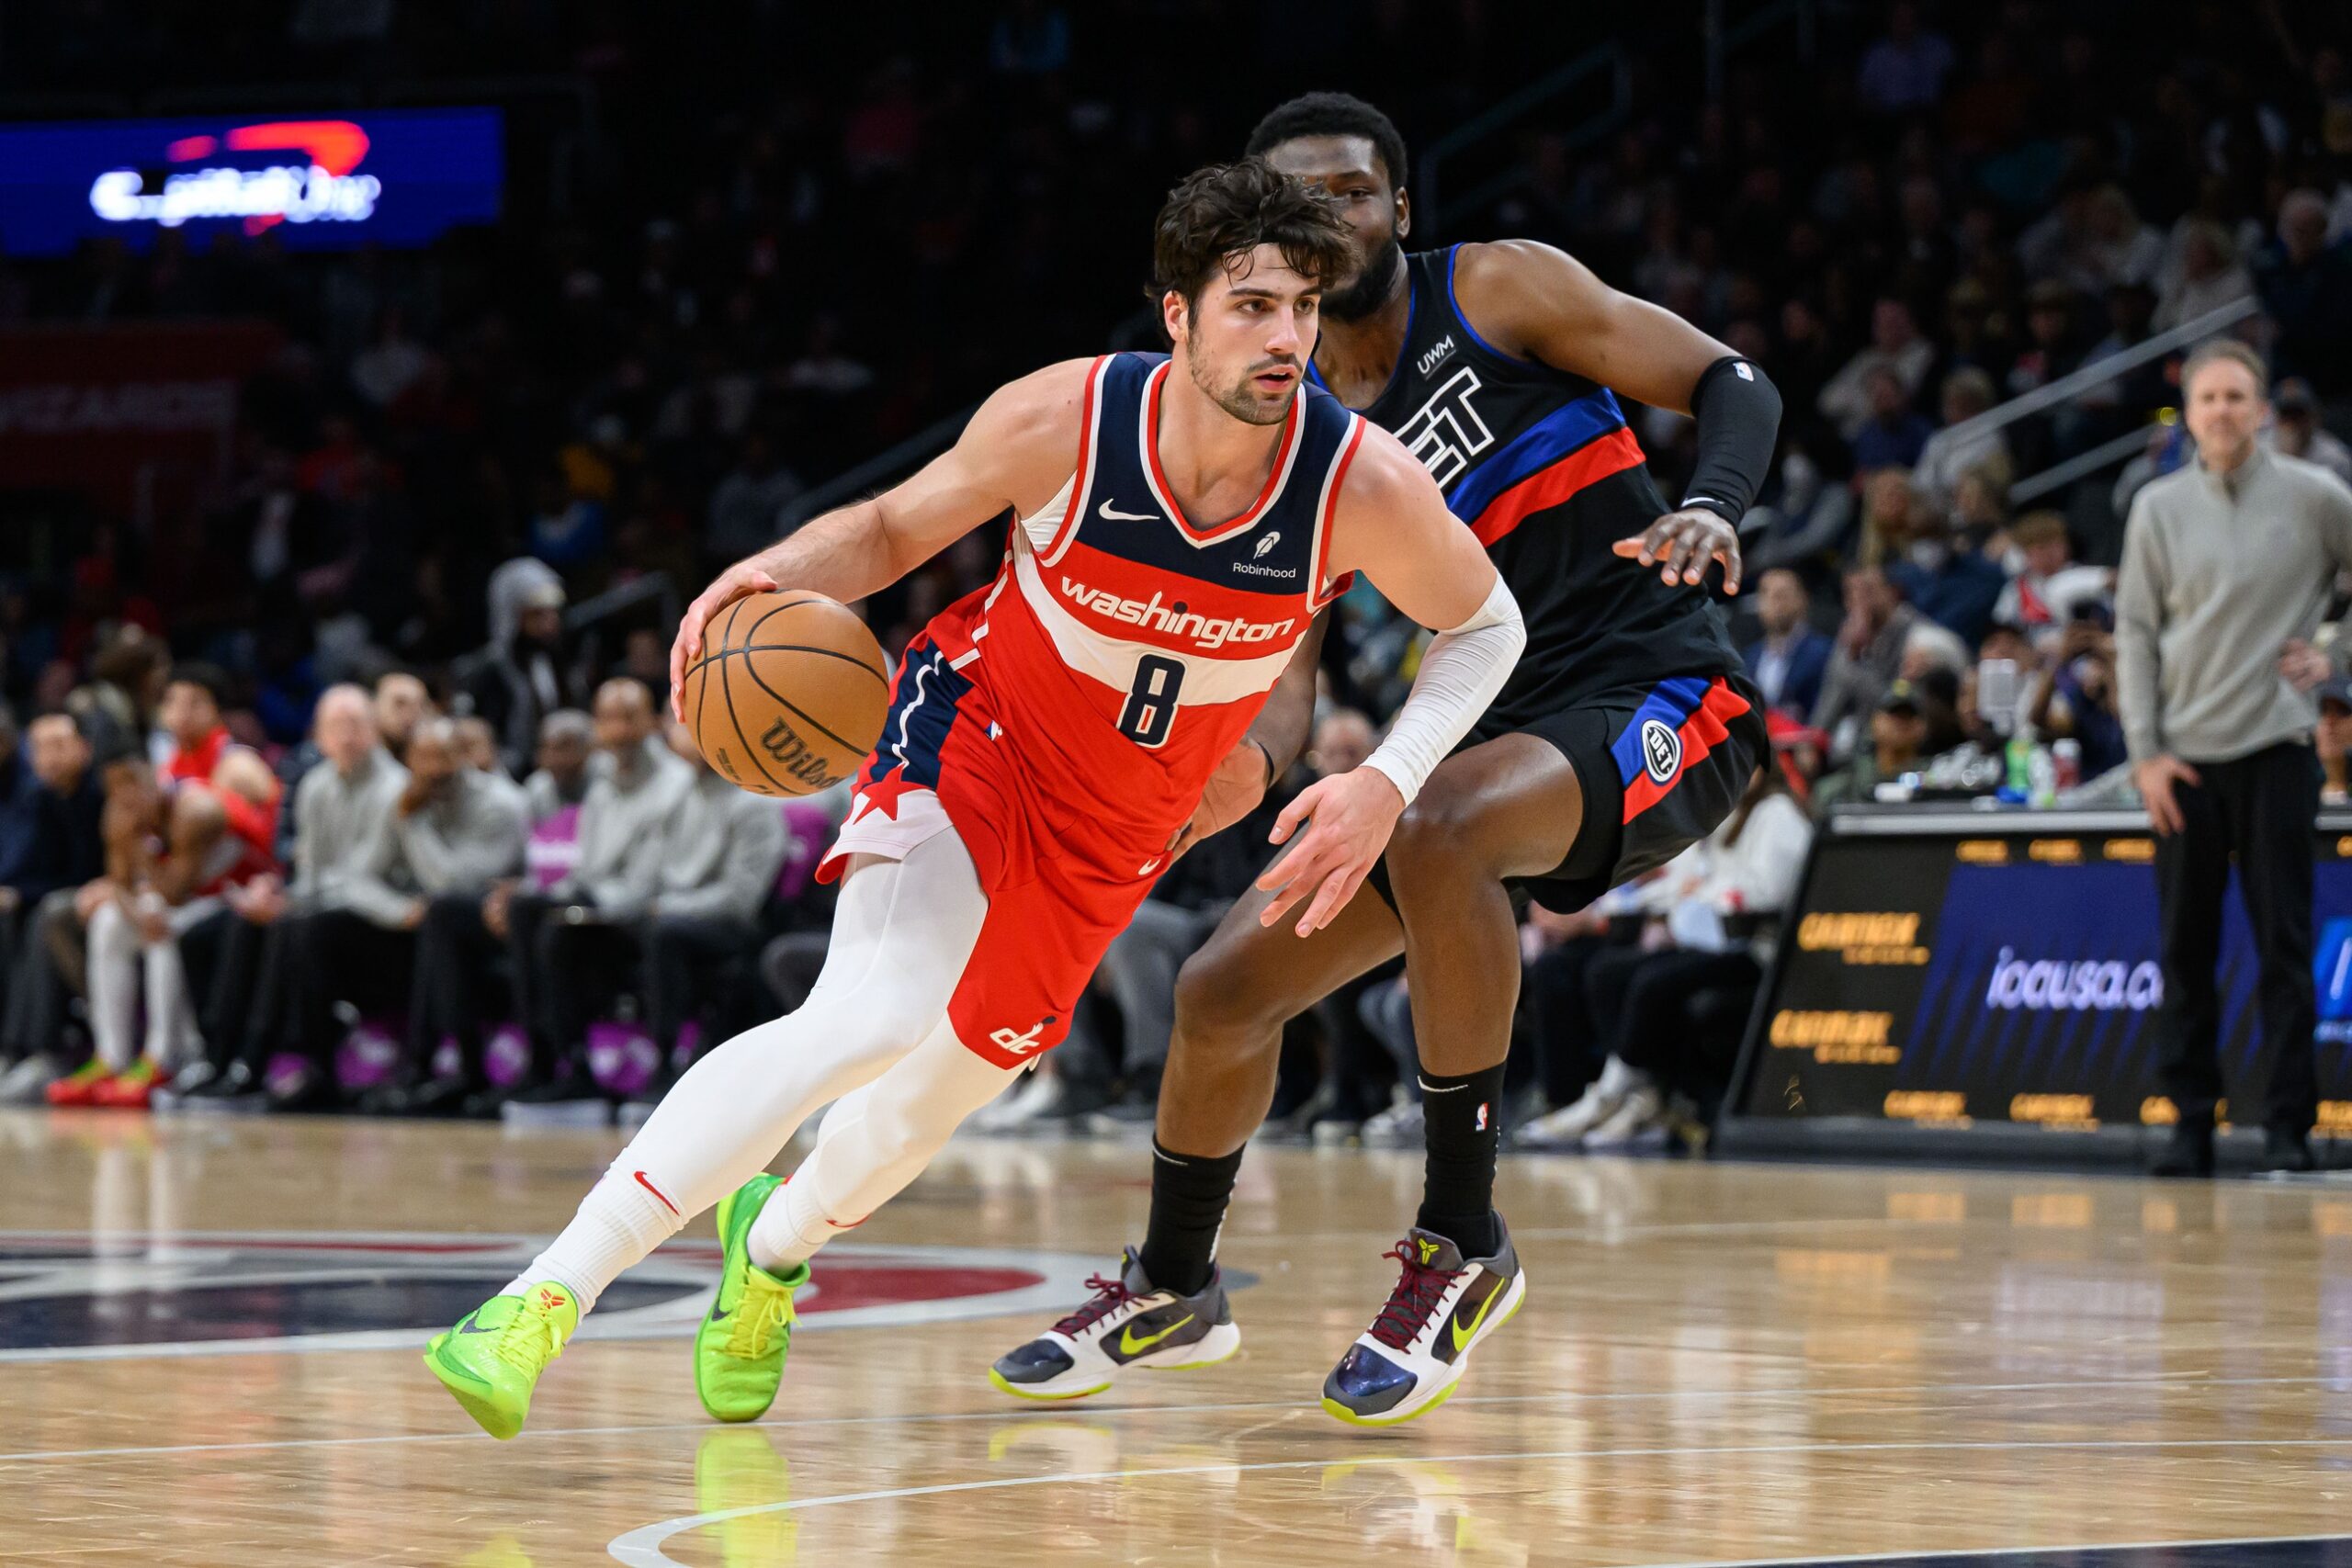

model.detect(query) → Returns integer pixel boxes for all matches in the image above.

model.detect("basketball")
[682,590,889,797]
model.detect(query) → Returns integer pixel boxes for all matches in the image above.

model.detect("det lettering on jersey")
[1057,579,1296,651]
[1395,365,1494,490]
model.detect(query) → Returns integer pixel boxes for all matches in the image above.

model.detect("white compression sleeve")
[1362,575,1526,805]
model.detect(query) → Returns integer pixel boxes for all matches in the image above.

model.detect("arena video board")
[1729,814,2352,1140]
[0,108,503,256]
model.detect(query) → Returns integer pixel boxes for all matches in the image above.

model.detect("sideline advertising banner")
[1729,812,2352,1145]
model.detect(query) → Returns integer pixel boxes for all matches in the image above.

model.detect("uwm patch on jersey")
[932,352,1362,834]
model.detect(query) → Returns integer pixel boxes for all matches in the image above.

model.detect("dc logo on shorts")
[1640,718,1682,785]
[989,1016,1058,1056]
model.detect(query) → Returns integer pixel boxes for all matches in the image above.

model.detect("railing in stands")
[1703,0,1818,100]
[1948,295,2264,504]
[775,404,981,533]
[1418,44,1632,240]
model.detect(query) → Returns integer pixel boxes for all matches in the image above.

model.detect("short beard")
[1317,237,1405,322]
[1189,350,1294,426]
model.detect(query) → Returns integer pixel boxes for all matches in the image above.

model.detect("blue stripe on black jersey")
[1444,388,1628,522]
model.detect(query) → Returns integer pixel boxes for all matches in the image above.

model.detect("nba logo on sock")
[1476,1101,1489,1132]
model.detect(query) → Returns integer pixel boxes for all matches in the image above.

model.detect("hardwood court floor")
[3,1110,2350,1566]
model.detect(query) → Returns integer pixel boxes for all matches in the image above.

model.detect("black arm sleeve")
[1679,355,1781,525]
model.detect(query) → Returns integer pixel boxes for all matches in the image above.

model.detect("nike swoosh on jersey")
[1119,1313,1195,1356]
[1097,500,1159,523]
[1449,1280,1500,1354]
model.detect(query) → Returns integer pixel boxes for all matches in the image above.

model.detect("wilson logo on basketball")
[760,716,845,789]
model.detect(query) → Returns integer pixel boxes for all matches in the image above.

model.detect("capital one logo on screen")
[87,120,381,234]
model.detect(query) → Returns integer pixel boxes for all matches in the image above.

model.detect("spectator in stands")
[0,712,103,1089]
[2255,190,2352,395]
[706,431,805,566]
[1855,2,1956,116]
[2007,280,2083,399]
[158,663,233,784]
[1994,512,2112,653]
[1819,298,1935,442]
[2318,679,2352,807]
[1743,443,1856,577]
[417,679,687,1112]
[454,558,590,779]
[2030,607,2129,782]
[1744,569,1833,718]
[360,717,531,1115]
[525,709,595,822]
[1912,368,2007,508]
[258,686,417,1109]
[2118,341,2352,1177]
[1811,564,1920,754]
[628,717,789,1107]
[1886,502,2006,647]
[51,744,257,1109]
[453,716,503,777]
[2270,379,2352,486]
[1850,367,1935,478]
[2154,219,2256,333]
[1813,682,1929,816]
[1525,761,1812,1148]
[374,671,432,764]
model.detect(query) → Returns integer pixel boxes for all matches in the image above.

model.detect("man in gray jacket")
[368,717,530,1115]
[195,685,411,1109]
[415,679,690,1111]
[2118,340,2352,1176]
[628,717,790,1105]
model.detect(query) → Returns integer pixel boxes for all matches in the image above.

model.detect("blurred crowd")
[5,1,2352,1145]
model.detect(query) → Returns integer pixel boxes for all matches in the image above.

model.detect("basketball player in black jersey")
[994,94,1781,1425]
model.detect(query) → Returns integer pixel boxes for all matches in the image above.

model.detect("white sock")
[506,1165,684,1316]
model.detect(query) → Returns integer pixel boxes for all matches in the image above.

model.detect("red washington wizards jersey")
[859,352,1363,865]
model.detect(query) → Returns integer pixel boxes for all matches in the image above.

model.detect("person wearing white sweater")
[1521,764,1812,1149]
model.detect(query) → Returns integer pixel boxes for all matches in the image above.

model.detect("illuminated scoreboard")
[0,109,503,256]
[1718,808,2352,1157]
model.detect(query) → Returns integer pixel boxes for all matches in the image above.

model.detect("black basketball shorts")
[1366,671,1770,916]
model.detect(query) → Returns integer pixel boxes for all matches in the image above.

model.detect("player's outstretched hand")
[668,564,782,721]
[1613,508,1742,594]
[1256,767,1407,938]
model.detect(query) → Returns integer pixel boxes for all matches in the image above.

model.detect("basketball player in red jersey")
[423,159,1523,1440]
[999,94,1783,1426]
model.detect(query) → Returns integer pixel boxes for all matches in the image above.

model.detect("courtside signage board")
[1729,814,2352,1137]
[0,109,503,255]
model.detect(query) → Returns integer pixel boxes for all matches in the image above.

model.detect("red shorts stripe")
[1620,679,1753,824]
[1469,425,1646,547]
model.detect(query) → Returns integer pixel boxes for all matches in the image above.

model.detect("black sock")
[1137,1140,1243,1296]
[1416,1061,1506,1258]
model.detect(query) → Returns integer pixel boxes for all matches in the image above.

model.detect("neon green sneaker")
[424,1283,580,1440]
[695,1173,808,1423]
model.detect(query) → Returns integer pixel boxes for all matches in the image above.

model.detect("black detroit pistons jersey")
[1311,245,1740,727]
[899,351,1362,845]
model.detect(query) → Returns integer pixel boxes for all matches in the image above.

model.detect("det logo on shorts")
[0,1231,1103,1362]
[1640,717,1683,784]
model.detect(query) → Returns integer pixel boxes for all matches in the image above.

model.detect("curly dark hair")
[1245,92,1408,193]
[1150,157,1353,316]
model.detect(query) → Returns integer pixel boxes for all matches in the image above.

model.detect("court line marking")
[3,1371,2344,1465]
[1633,1531,2352,1568]
[605,1441,2352,1566]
